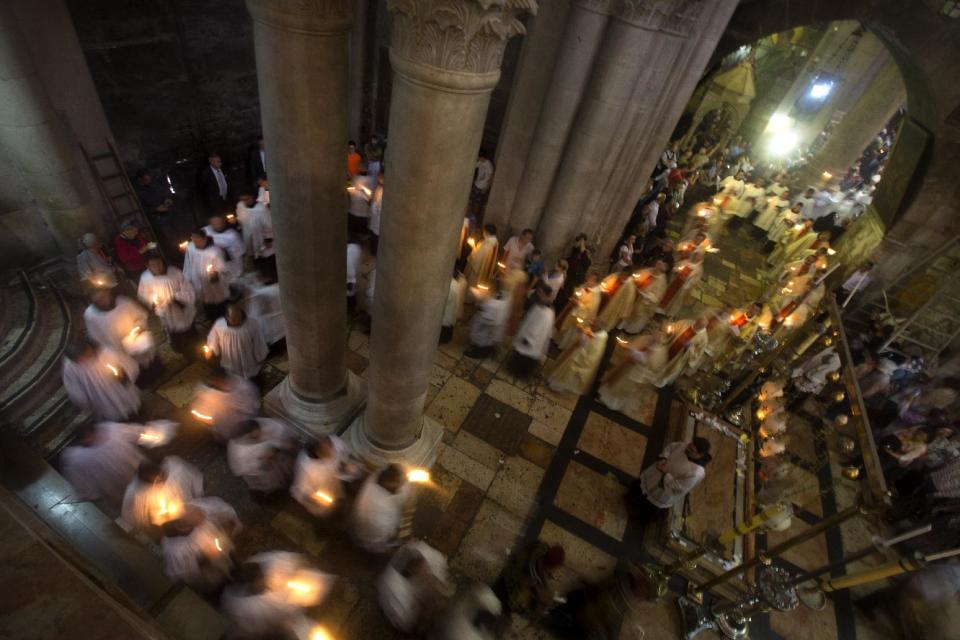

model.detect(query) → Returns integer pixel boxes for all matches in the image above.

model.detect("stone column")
[483,0,572,234]
[0,2,105,256]
[247,0,365,434]
[505,0,610,236]
[347,0,368,142]
[347,0,536,467]
[795,57,905,189]
[539,0,739,263]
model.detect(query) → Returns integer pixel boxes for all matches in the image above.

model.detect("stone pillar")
[483,0,571,234]
[0,2,105,256]
[539,0,739,262]
[347,0,368,142]
[247,0,365,434]
[505,0,610,236]
[347,0,536,467]
[795,57,905,189]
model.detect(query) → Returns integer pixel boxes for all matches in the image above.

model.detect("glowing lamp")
[407,469,430,484]
[767,130,799,157]
[809,81,834,100]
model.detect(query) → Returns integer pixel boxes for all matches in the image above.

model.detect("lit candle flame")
[575,290,582,298]
[616,336,628,345]
[477,284,489,291]
[793,223,804,231]
[821,171,833,179]
[128,325,142,339]
[346,186,356,193]
[138,430,161,444]
[191,409,214,423]
[95,279,104,287]
[106,363,120,377]
[206,264,214,274]
[407,469,430,484]
[712,197,723,205]
[361,186,372,197]
[666,324,674,334]
[706,247,720,253]
[226,214,236,222]
[179,241,189,251]
[202,345,211,358]
[214,537,223,552]
[152,294,159,306]
[827,248,837,255]
[497,261,506,270]
[467,237,476,248]
[286,579,313,594]
[310,627,333,640]
[313,490,335,505]
[756,409,767,420]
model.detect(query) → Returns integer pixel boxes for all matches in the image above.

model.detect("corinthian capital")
[246,0,351,34]
[612,0,705,36]
[388,0,538,75]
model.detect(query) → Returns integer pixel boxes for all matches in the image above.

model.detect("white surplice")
[138,267,196,333]
[549,329,608,396]
[207,318,268,378]
[239,202,274,259]
[290,437,358,517]
[470,295,509,348]
[203,225,245,277]
[377,541,450,633]
[63,347,141,420]
[183,242,231,304]
[84,296,152,364]
[639,442,705,508]
[245,282,285,345]
[60,422,145,506]
[513,304,555,361]
[353,474,411,552]
[191,375,260,440]
[227,418,298,492]
[120,456,204,532]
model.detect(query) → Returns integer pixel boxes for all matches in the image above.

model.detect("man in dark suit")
[247,136,267,188]
[199,153,230,215]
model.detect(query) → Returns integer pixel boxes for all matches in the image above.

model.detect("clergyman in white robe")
[60,422,145,508]
[513,301,555,363]
[203,220,245,278]
[466,289,509,357]
[63,343,141,421]
[291,435,361,517]
[245,280,285,345]
[161,518,233,591]
[120,456,204,532]
[207,310,268,379]
[353,465,411,553]
[183,235,231,305]
[84,294,155,367]
[548,326,608,396]
[227,418,299,493]
[191,373,260,440]
[138,264,196,334]
[377,540,451,633]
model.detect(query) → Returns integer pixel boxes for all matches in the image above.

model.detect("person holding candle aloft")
[60,422,145,512]
[183,229,231,322]
[63,340,141,421]
[84,286,155,369]
[160,508,234,591]
[203,213,245,278]
[547,319,608,396]
[206,303,268,381]
[138,255,197,355]
[620,260,669,335]
[660,316,710,384]
[353,463,411,553]
[191,368,260,440]
[291,435,361,518]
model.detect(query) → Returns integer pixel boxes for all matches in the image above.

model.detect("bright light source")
[767,113,792,133]
[809,81,834,100]
[766,130,798,157]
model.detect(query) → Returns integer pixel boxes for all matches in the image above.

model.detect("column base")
[343,413,444,470]
[263,370,366,438]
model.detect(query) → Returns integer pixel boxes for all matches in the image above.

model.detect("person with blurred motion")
[227,418,299,494]
[353,463,411,553]
[378,540,452,633]
[63,340,141,421]
[628,438,712,524]
[138,255,197,355]
[120,457,204,533]
[60,422,145,511]
[183,229,231,321]
[191,368,260,440]
[291,435,362,518]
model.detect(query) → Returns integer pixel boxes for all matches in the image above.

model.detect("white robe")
[377,541,450,633]
[227,419,298,492]
[353,475,411,552]
[60,422,145,506]
[241,203,274,259]
[120,456,203,532]
[513,304,555,361]
[465,236,499,288]
[442,277,463,328]
[203,225,245,277]
[470,295,509,348]
[63,348,141,421]
[257,185,270,206]
[183,242,231,304]
[189,496,242,535]
[221,588,303,639]
[347,242,363,287]
[659,261,703,317]
[191,375,260,439]
[138,267,196,333]
[291,437,358,517]
[246,282,285,345]
[84,296,153,365]
[162,519,233,589]
[557,284,602,349]
[431,585,502,640]
[598,336,668,411]
[207,318,268,379]
[543,271,565,303]
[639,441,705,508]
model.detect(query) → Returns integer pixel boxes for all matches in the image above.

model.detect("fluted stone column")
[539,0,739,263]
[505,0,609,236]
[248,0,365,435]
[347,0,536,467]
[483,0,571,234]
[0,3,104,256]
[795,57,905,189]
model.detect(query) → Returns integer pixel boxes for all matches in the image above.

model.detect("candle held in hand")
[191,409,214,423]
[313,490,335,506]
[407,468,430,484]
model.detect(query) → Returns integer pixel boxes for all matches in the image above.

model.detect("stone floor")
[38,212,905,639]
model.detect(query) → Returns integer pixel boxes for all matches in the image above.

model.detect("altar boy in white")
[206,303,268,380]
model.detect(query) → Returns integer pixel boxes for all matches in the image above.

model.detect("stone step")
[0,271,33,365]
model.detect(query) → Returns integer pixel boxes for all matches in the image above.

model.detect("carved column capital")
[611,0,705,36]
[388,0,538,76]
[246,0,351,35]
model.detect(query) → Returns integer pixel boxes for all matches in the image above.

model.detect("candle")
[313,490,335,506]
[834,391,846,403]
[712,197,723,205]
[206,264,214,274]
[128,325,142,340]
[821,171,833,180]
[179,241,189,251]
[226,213,236,222]
[666,324,675,334]
[476,284,489,291]
[407,468,430,484]
[827,248,837,255]
[138,430,162,444]
[346,186,356,193]
[706,246,720,253]
[191,409,214,423]
[467,237,476,248]
[106,363,120,378]
[152,294,159,306]
[616,336,628,345]
[94,279,105,287]
[497,261,506,270]
[829,371,841,382]
[214,537,224,553]
[756,409,767,421]
[361,186,372,197]
[150,492,183,525]
[202,345,212,358]
[575,290,583,298]
[310,626,333,640]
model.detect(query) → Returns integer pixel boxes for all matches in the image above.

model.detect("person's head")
[656,193,667,203]
[208,154,222,169]
[654,259,668,273]
[191,229,209,249]
[555,259,568,274]
[817,231,832,242]
[804,187,815,198]
[530,248,543,262]
[238,192,255,207]
[693,316,709,331]
[694,232,707,245]
[236,562,267,595]
[89,287,115,311]
[748,302,762,316]
[399,552,428,580]
[208,214,226,232]
[135,168,153,185]
[348,140,357,154]
[626,234,637,244]
[308,435,336,460]
[81,232,102,251]
[225,303,245,326]
[66,339,96,363]
[483,223,497,239]
[75,423,97,446]
[686,437,712,466]
[790,203,803,214]
[121,220,139,239]
[147,255,167,276]
[520,228,534,243]
[584,272,599,287]
[137,460,165,484]
[735,171,745,180]
[378,463,406,493]
[574,233,588,247]
[478,148,489,160]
